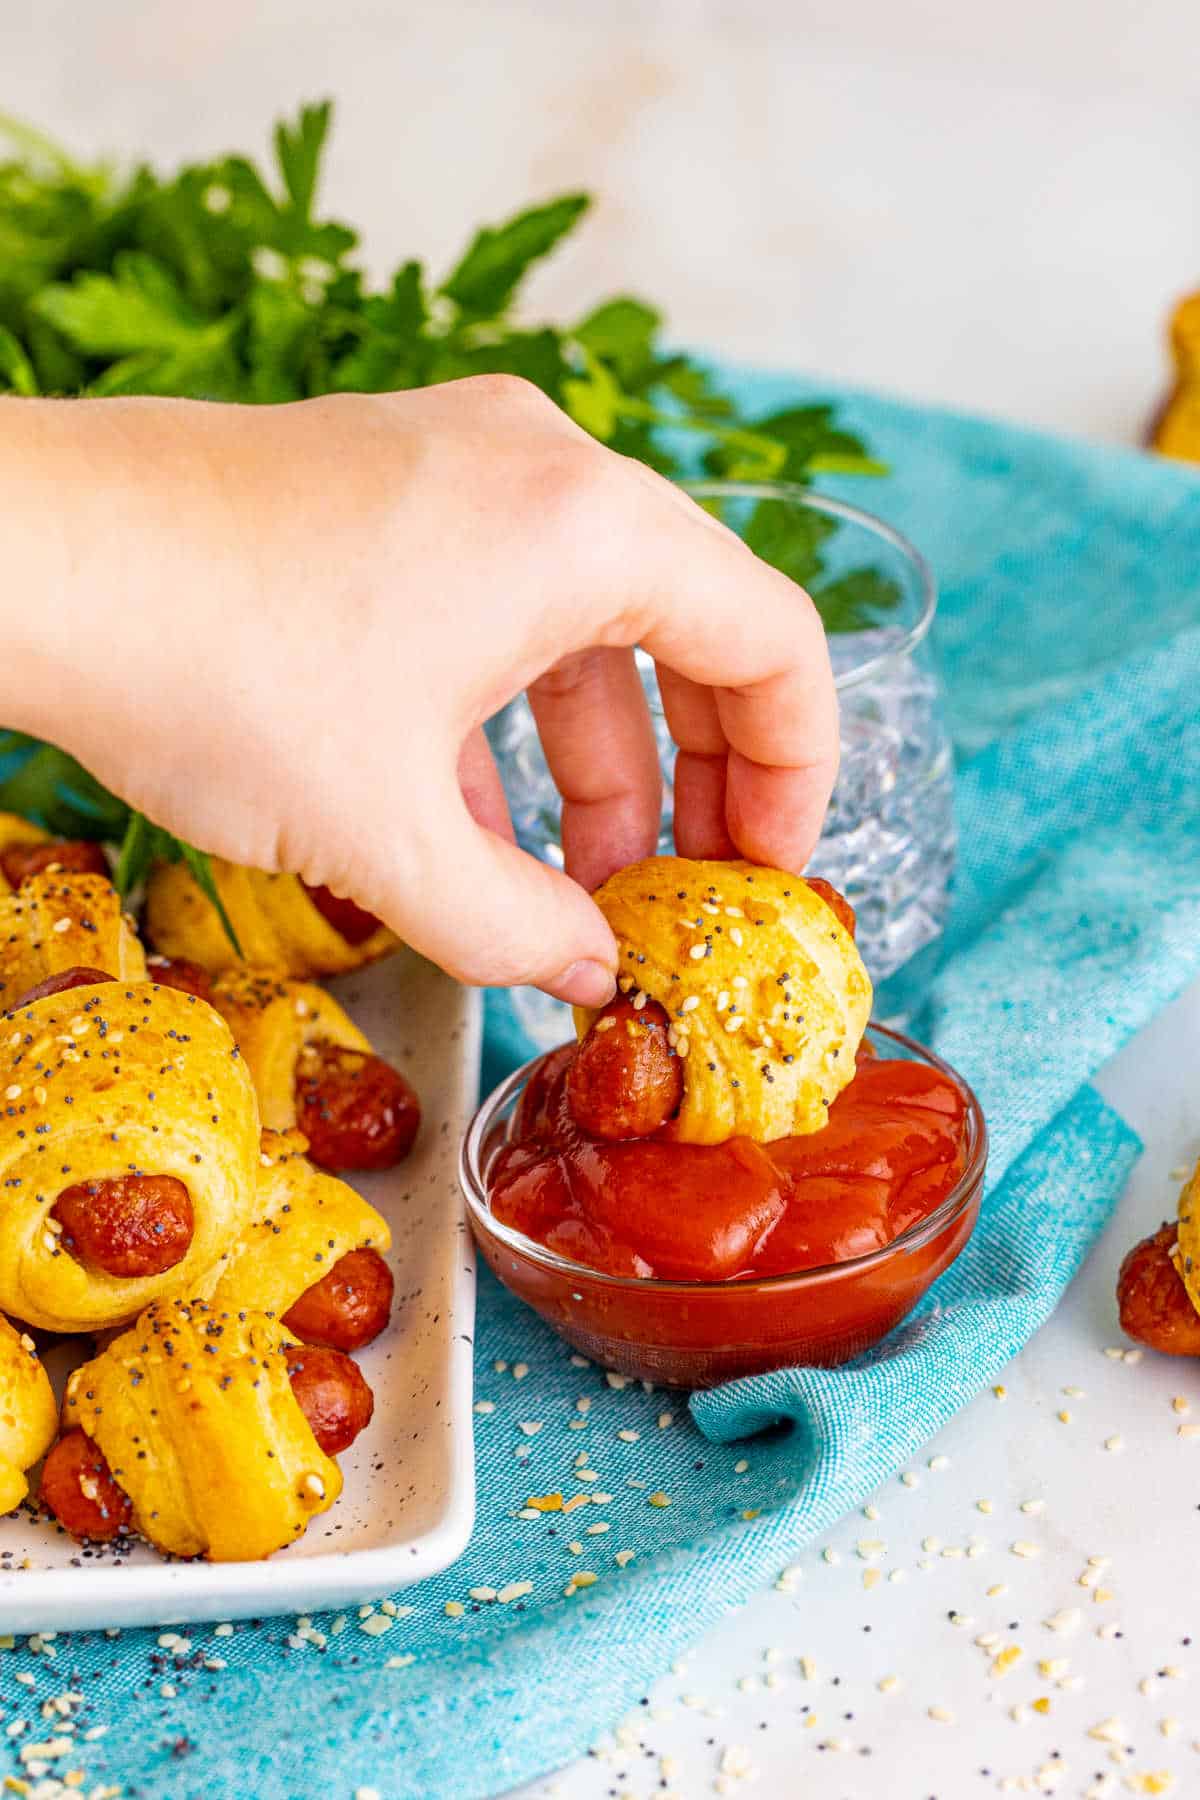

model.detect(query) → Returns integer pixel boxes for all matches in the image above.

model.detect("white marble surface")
[9,0,1200,440]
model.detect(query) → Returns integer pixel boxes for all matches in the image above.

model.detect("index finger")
[623,472,840,872]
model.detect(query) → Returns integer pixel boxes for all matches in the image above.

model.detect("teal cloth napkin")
[4,374,1200,1800]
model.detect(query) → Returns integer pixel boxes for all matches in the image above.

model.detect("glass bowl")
[461,1022,988,1389]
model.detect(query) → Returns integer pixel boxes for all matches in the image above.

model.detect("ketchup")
[489,1044,970,1283]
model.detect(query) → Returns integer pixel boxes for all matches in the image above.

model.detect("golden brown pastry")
[209,969,370,1123]
[0,872,146,1007]
[1152,292,1200,462]
[0,978,259,1332]
[201,967,420,1172]
[0,814,51,897]
[1175,1161,1200,1318]
[195,1127,391,1326]
[60,1300,342,1559]
[0,1313,56,1512]
[574,856,872,1146]
[144,859,398,978]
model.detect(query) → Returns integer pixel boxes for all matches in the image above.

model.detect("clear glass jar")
[487,481,955,1044]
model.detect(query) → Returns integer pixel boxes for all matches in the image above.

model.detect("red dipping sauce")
[463,1025,987,1387]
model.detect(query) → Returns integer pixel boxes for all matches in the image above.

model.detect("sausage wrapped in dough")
[574,857,872,1146]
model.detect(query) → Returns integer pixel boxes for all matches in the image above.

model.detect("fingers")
[457,728,514,841]
[653,669,733,858]
[377,777,618,1005]
[623,479,840,872]
[527,647,663,892]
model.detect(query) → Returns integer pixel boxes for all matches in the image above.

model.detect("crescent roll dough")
[574,857,872,1146]
[0,1314,56,1512]
[144,859,398,978]
[0,981,259,1332]
[0,814,51,897]
[0,872,146,1007]
[208,970,371,1130]
[1174,1160,1200,1320]
[194,1127,390,1317]
[64,1299,340,1560]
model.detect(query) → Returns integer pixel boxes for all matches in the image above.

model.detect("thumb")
[378,785,619,1004]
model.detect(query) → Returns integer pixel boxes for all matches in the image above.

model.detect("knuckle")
[455,371,560,420]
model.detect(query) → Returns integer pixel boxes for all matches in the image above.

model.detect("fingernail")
[543,960,618,1008]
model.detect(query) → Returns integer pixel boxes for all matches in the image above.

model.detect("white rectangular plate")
[0,949,479,1632]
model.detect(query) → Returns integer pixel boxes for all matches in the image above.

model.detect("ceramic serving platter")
[0,949,480,1633]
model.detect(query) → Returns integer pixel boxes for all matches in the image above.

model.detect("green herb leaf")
[809,566,903,634]
[574,296,660,384]
[441,193,589,316]
[0,325,37,394]
[32,249,221,355]
[0,743,130,839]
[274,100,332,228]
[742,496,839,587]
[178,841,242,955]
[562,353,622,439]
[113,808,154,896]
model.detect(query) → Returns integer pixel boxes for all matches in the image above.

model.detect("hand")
[2,378,838,1003]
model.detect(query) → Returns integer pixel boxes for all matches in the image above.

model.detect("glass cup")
[487,481,955,1044]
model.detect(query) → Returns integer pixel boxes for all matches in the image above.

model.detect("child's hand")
[4,378,838,1003]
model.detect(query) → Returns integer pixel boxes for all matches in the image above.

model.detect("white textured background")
[9,0,1200,440]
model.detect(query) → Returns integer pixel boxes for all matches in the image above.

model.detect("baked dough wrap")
[192,1127,391,1318]
[0,872,146,1008]
[144,859,398,978]
[574,857,872,1146]
[64,1299,340,1560]
[208,970,371,1130]
[0,814,52,897]
[1174,1161,1200,1319]
[0,981,259,1332]
[0,1313,56,1512]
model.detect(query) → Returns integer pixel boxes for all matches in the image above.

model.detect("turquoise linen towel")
[3,373,1199,1800]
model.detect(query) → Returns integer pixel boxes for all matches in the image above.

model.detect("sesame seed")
[497,1581,533,1604]
[647,1491,671,1508]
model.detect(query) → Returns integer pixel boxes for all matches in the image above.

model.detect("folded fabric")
[5,371,1200,1800]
